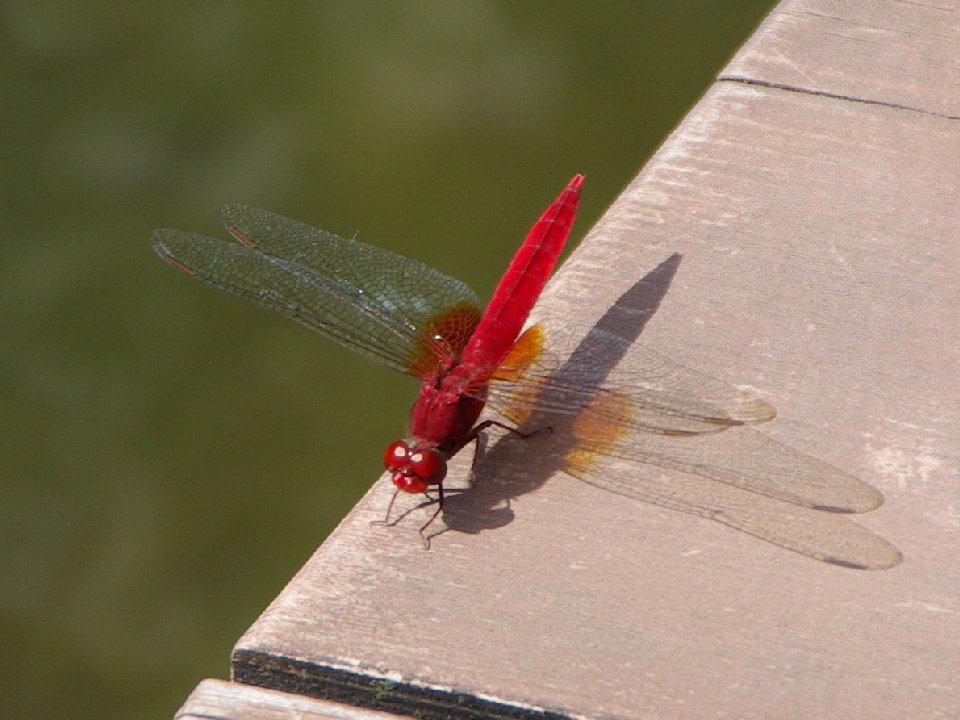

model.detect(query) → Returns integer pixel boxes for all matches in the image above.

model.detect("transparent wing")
[152,205,482,375]
[562,441,902,569]
[480,322,901,568]
[487,323,776,437]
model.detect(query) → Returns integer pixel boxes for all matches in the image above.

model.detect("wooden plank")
[232,2,960,719]
[176,679,411,720]
[722,0,960,117]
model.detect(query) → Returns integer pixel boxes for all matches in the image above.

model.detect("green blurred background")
[1,2,773,718]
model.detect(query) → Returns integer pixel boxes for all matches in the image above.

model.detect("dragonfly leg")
[469,418,549,440]
[418,483,445,550]
[466,419,554,485]
[370,487,403,528]
[467,431,489,487]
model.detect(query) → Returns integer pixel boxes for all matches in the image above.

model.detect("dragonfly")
[152,175,902,570]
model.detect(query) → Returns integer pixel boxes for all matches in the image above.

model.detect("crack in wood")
[717,75,960,121]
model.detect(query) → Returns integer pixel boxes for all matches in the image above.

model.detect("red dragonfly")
[152,175,901,569]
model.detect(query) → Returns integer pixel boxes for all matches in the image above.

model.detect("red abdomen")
[410,174,583,454]
[460,175,583,370]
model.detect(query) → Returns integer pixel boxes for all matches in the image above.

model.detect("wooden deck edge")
[175,677,414,720]
[230,649,575,720]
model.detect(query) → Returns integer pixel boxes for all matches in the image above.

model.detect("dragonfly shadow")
[438,253,683,537]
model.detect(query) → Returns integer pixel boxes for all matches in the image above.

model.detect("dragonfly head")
[384,439,447,494]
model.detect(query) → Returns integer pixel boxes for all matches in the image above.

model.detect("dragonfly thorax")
[409,370,488,455]
[384,439,447,494]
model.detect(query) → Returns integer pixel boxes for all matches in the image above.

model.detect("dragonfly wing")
[566,421,885,513]
[554,341,777,430]
[475,418,900,569]
[152,206,482,376]
[472,321,897,567]
[482,320,889,515]
[563,448,902,569]
[487,322,775,439]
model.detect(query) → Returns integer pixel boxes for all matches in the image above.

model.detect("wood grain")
[229,2,960,718]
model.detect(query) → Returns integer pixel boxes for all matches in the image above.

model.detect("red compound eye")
[407,448,446,485]
[384,440,409,470]
[384,440,447,493]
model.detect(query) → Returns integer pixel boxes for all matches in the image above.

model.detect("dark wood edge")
[231,649,574,720]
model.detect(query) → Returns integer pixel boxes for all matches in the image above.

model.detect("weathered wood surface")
[721,0,960,118]
[176,679,410,720]
[232,1,960,718]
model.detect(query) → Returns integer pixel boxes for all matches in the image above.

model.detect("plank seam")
[717,75,960,121]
